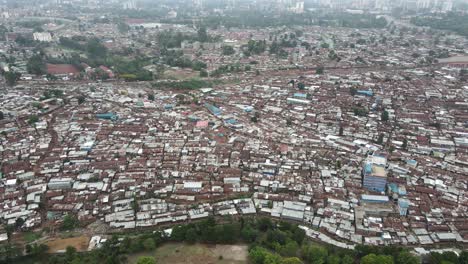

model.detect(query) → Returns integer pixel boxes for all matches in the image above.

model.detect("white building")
[33,32,52,42]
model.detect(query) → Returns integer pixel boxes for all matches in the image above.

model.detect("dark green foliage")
[153,79,214,90]
[211,63,245,76]
[137,256,156,264]
[185,228,197,244]
[301,243,328,264]
[42,89,64,100]
[197,26,209,42]
[353,107,368,117]
[327,254,341,264]
[361,253,394,264]
[60,214,79,231]
[396,251,420,264]
[257,217,273,232]
[377,134,384,145]
[110,56,153,81]
[28,115,39,125]
[78,96,85,104]
[402,139,408,149]
[316,66,324,75]
[247,40,267,55]
[142,238,156,250]
[4,71,21,86]
[222,45,235,55]
[200,70,208,77]
[411,13,468,37]
[6,215,462,264]
[429,251,459,264]
[27,54,47,75]
[86,38,108,58]
[381,110,389,122]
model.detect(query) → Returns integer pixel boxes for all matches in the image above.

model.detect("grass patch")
[153,78,217,90]
[126,243,248,264]
[23,231,42,243]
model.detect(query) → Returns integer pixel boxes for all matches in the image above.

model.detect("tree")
[459,251,468,264]
[61,214,79,231]
[200,70,208,77]
[257,217,273,232]
[316,66,324,75]
[460,69,468,81]
[265,253,283,264]
[353,107,368,117]
[78,96,85,104]
[250,246,270,264]
[396,251,420,264]
[441,251,459,264]
[241,226,258,242]
[361,254,394,264]
[301,244,328,264]
[86,38,107,58]
[282,257,303,264]
[377,134,384,145]
[291,227,305,245]
[142,238,156,251]
[0,111,4,120]
[14,218,24,229]
[171,225,187,241]
[297,83,305,90]
[342,255,355,264]
[185,228,198,244]
[65,246,77,261]
[197,26,208,42]
[118,22,130,33]
[27,54,46,75]
[402,139,408,150]
[137,256,156,264]
[327,254,341,264]
[381,110,389,122]
[4,71,21,86]
[28,115,39,125]
[222,46,235,56]
[279,240,299,257]
[148,94,155,101]
[46,74,58,81]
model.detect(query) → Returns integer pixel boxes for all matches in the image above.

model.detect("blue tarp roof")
[357,90,373,96]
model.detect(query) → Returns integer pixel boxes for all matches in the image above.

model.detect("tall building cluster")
[311,0,454,12]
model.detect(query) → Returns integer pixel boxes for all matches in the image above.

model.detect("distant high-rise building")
[193,0,203,9]
[441,0,453,12]
[123,0,136,10]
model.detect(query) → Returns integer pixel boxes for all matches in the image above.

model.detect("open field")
[164,69,199,80]
[46,235,90,253]
[127,243,248,264]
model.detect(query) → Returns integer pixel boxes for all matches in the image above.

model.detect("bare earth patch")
[46,235,90,253]
[128,243,248,264]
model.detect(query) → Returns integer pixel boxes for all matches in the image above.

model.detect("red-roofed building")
[99,65,115,78]
[46,64,80,77]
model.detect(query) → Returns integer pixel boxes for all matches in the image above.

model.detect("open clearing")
[46,235,90,253]
[127,243,248,264]
[164,69,199,80]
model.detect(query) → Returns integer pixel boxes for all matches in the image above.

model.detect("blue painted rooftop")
[357,90,373,96]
